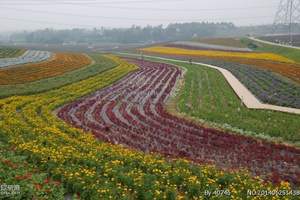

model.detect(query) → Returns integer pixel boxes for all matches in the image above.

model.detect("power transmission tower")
[273,0,300,44]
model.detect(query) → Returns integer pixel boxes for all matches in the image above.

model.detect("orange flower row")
[0,53,91,85]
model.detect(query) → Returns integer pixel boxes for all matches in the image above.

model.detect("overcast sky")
[0,0,281,32]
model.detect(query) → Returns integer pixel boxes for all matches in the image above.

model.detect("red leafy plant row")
[58,58,300,186]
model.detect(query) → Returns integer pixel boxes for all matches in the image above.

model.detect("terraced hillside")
[0,38,299,200]
[58,58,300,187]
[0,55,297,199]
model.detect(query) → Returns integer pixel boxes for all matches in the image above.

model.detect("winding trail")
[58,58,300,185]
[118,53,300,115]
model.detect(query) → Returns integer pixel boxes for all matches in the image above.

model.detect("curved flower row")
[58,58,300,186]
[0,52,91,85]
[141,46,294,63]
[0,56,297,199]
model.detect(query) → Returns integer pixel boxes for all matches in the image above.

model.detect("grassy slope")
[0,54,117,98]
[242,38,300,63]
[133,56,300,146]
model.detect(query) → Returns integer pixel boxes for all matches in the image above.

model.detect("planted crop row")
[216,56,300,84]
[0,54,117,98]
[141,53,300,109]
[141,46,294,63]
[0,52,91,85]
[0,56,295,199]
[192,57,300,109]
[0,50,52,69]
[118,53,300,145]
[58,58,300,186]
[144,44,300,84]
[0,47,25,58]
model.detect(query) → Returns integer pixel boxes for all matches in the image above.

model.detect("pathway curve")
[118,53,300,115]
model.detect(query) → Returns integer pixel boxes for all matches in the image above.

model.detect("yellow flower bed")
[0,55,297,199]
[141,46,294,63]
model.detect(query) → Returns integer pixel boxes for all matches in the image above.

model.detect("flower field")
[0,55,298,199]
[207,56,300,84]
[0,47,25,58]
[122,55,300,144]
[138,53,300,109]
[141,46,294,63]
[58,58,300,186]
[0,52,91,85]
[0,50,52,69]
[162,43,300,83]
[0,54,117,98]
[0,140,66,199]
